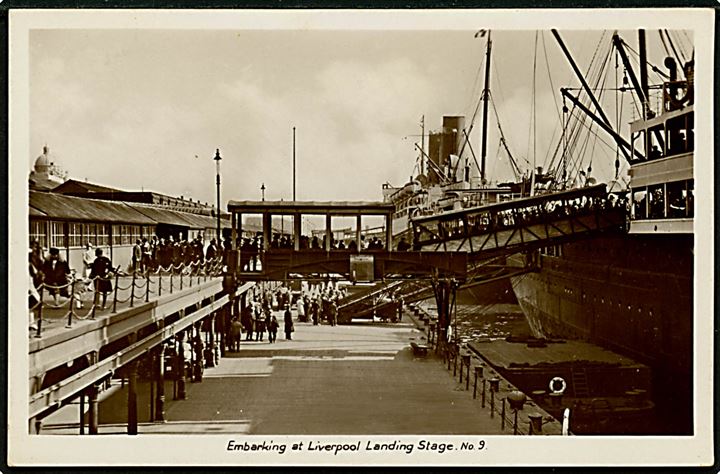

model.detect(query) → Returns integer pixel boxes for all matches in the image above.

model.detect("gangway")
[411,184,626,258]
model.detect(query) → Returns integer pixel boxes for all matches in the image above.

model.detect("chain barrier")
[31,256,225,337]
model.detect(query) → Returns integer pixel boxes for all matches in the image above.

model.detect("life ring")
[549,376,567,394]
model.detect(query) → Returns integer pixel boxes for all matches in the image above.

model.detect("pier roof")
[228,200,395,215]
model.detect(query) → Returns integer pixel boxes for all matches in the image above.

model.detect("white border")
[8,8,715,467]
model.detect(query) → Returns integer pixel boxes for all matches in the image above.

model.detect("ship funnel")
[440,116,465,182]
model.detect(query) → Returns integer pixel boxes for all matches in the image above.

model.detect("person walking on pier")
[230,317,243,351]
[268,315,279,343]
[89,248,113,310]
[284,306,294,340]
[255,310,267,341]
[242,304,254,341]
[311,298,319,325]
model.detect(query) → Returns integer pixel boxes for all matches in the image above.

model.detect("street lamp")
[214,149,222,242]
[261,183,266,201]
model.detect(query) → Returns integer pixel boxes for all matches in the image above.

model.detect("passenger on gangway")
[268,315,279,343]
[82,242,94,279]
[89,247,114,310]
[42,247,71,305]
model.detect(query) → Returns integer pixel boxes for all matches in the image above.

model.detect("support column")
[193,321,203,382]
[79,393,85,435]
[127,361,138,435]
[154,345,166,422]
[177,331,187,399]
[355,215,362,251]
[434,279,453,350]
[218,309,226,358]
[262,213,271,251]
[88,384,99,435]
[206,315,216,368]
[293,213,301,251]
[231,212,237,251]
[325,214,332,251]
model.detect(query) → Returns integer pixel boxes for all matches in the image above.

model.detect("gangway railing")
[30,257,225,338]
[411,184,627,258]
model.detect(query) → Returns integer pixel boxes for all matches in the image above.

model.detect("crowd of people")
[225,283,348,349]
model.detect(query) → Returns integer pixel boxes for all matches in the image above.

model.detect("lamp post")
[261,183,266,202]
[214,149,222,242]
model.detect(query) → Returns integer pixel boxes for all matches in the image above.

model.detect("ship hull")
[510,233,693,434]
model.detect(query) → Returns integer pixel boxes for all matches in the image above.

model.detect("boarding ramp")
[411,184,626,259]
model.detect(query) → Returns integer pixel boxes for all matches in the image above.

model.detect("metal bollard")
[528,413,543,434]
[513,410,519,435]
[489,377,500,392]
[66,280,76,328]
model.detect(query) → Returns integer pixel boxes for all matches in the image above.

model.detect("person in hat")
[42,247,71,305]
[283,305,294,340]
[89,248,114,310]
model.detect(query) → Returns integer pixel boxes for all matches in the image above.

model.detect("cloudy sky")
[28,25,692,206]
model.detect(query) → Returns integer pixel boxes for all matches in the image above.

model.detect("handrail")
[30,256,226,337]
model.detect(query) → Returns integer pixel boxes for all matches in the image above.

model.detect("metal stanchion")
[463,354,471,390]
[170,272,174,294]
[66,280,76,328]
[158,272,163,296]
[129,272,136,308]
[35,286,44,338]
[473,366,479,399]
[146,273,150,302]
[91,287,98,319]
[490,387,495,418]
[112,274,120,313]
[501,398,506,430]
[481,379,486,408]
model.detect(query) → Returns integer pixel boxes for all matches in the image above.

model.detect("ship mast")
[479,30,492,184]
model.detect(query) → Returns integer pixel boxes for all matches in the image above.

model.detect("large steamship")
[511,54,694,433]
[384,30,695,433]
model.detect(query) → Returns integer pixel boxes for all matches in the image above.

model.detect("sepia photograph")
[8,8,715,467]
